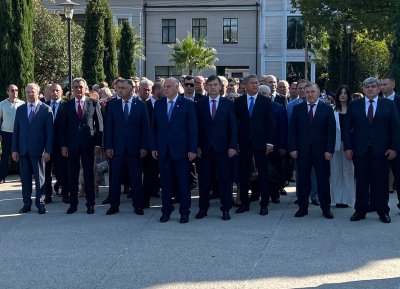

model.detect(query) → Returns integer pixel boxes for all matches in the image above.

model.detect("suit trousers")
[269,152,284,199]
[353,146,390,215]
[158,150,192,216]
[45,150,69,198]
[0,131,15,180]
[296,148,331,211]
[390,154,400,205]
[239,139,270,207]
[295,162,319,201]
[19,152,45,208]
[197,147,232,211]
[284,154,293,182]
[68,150,95,207]
[142,153,159,206]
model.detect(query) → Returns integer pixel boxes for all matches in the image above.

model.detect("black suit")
[273,93,288,107]
[289,101,335,211]
[343,97,400,215]
[60,97,103,208]
[234,94,275,208]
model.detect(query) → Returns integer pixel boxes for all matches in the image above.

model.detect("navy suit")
[289,101,335,211]
[104,98,150,209]
[150,96,198,216]
[12,101,54,209]
[343,97,400,215]
[60,97,103,208]
[196,96,237,211]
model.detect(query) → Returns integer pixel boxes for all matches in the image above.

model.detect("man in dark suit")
[181,75,206,104]
[104,79,149,215]
[265,75,288,107]
[343,77,400,223]
[195,75,237,221]
[234,74,275,216]
[44,83,69,204]
[151,78,198,223]
[61,78,103,214]
[289,82,336,219]
[12,83,54,214]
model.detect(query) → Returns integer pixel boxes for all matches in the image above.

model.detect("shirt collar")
[123,97,133,103]
[307,98,319,106]
[386,92,395,99]
[209,95,220,102]
[28,100,40,107]
[75,96,86,102]
[169,95,179,103]
[247,93,257,99]
[51,98,61,105]
[365,96,379,104]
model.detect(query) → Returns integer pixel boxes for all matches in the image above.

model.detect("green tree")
[82,0,105,85]
[390,2,400,93]
[0,0,34,100]
[168,33,218,75]
[325,22,342,91]
[102,0,118,85]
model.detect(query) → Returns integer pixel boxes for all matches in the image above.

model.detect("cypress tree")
[325,22,341,92]
[102,0,118,86]
[0,0,34,100]
[390,1,400,93]
[82,0,105,85]
[119,21,136,78]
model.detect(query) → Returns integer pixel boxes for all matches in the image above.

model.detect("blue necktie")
[168,100,174,121]
[124,101,129,122]
[249,97,255,117]
[28,104,34,123]
[52,102,56,119]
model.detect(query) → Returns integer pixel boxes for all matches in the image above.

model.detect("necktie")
[211,100,216,120]
[168,100,174,121]
[368,99,374,124]
[124,100,129,122]
[77,100,82,118]
[309,104,315,124]
[28,104,34,123]
[52,102,56,118]
[249,97,255,117]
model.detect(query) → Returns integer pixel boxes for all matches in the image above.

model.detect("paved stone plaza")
[1,174,400,289]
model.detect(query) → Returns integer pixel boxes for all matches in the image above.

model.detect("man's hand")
[279,149,287,156]
[197,148,202,158]
[345,150,353,161]
[266,145,273,155]
[12,152,19,162]
[324,152,333,161]
[61,147,68,157]
[386,149,397,160]
[106,149,113,159]
[290,151,298,159]
[140,149,147,158]
[94,147,101,155]
[42,153,51,162]
[228,149,237,158]
[152,150,158,159]
[188,152,196,161]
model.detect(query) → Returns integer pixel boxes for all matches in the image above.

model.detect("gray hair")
[26,83,40,91]
[363,77,380,87]
[140,79,154,87]
[72,78,87,88]
[243,74,259,84]
[166,77,179,86]
[218,76,228,86]
[278,80,289,87]
[258,85,271,94]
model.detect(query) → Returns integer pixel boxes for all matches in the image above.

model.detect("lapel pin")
[177,105,179,107]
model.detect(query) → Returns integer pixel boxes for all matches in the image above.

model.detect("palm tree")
[168,33,218,75]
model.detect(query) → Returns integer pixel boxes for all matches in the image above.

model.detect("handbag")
[95,160,109,172]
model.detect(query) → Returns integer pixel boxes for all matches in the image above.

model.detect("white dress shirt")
[74,96,86,112]
[209,96,220,116]
[307,98,320,116]
[150,96,157,107]
[27,100,40,118]
[365,96,378,117]
[385,92,395,100]
[122,97,133,115]
[167,95,179,114]
[247,93,258,108]
[50,98,61,118]
[185,93,196,102]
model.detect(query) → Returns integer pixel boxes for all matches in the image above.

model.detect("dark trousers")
[158,151,191,216]
[269,152,284,199]
[19,152,45,208]
[390,154,400,205]
[284,154,293,182]
[353,146,390,215]
[0,131,15,180]
[239,140,270,207]
[110,151,143,208]
[197,147,232,211]
[142,153,159,206]
[296,148,331,211]
[68,150,95,207]
[45,149,68,198]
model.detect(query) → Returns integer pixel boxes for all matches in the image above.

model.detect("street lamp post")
[304,22,309,80]
[58,0,79,92]
[345,17,354,87]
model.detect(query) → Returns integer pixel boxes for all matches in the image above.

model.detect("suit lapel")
[82,98,91,119]
[29,102,42,125]
[213,97,224,121]
[169,97,182,123]
[127,98,138,123]
[251,94,262,119]
[311,102,323,126]
[359,99,369,125]
[371,98,383,125]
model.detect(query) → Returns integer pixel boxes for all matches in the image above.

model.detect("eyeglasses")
[184,83,194,87]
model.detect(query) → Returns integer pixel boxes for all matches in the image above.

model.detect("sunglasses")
[184,83,194,87]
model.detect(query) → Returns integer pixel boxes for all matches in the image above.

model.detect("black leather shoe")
[66,206,77,214]
[87,206,95,214]
[311,199,320,206]
[195,209,208,219]
[180,215,189,223]
[294,199,299,204]
[270,197,280,204]
[102,196,111,205]
[222,210,231,221]
[260,206,269,216]
[295,208,308,217]
[134,207,144,215]
[44,197,53,204]
[19,206,31,213]
[322,210,334,219]
[160,214,170,223]
[38,206,46,214]
[0,179,5,184]
[279,189,287,195]
[106,207,119,215]
[350,212,366,221]
[379,214,391,223]
[235,204,250,213]
[62,196,70,204]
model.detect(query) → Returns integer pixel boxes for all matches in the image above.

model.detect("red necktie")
[77,100,82,119]
[368,100,374,124]
[211,100,216,120]
[309,104,315,124]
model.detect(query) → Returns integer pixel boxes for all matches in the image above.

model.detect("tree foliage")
[168,33,218,75]
[0,0,34,100]
[102,0,118,85]
[390,2,400,93]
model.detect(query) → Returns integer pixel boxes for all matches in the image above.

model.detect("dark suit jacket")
[343,97,400,157]
[272,102,288,151]
[145,99,154,121]
[274,93,288,107]
[104,98,149,155]
[60,97,103,153]
[180,93,206,107]
[196,96,237,153]
[288,101,335,158]
[12,101,54,156]
[234,94,275,150]
[46,99,66,150]
[150,96,198,160]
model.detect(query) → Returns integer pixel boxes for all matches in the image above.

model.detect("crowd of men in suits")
[2,73,400,224]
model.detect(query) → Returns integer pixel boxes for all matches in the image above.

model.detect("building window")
[155,66,182,80]
[74,20,86,28]
[192,18,207,40]
[223,18,238,43]
[117,18,129,26]
[162,19,176,43]
[287,16,307,49]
